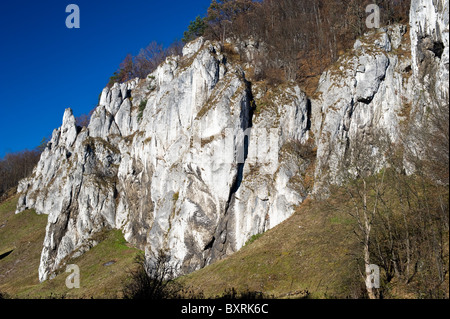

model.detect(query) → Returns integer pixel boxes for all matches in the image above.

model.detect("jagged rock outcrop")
[311,0,448,189]
[311,24,413,188]
[17,38,311,281]
[16,0,448,282]
[410,0,448,81]
[406,0,449,173]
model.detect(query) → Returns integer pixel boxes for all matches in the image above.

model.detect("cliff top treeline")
[109,0,410,88]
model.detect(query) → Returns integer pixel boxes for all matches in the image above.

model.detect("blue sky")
[0,0,211,158]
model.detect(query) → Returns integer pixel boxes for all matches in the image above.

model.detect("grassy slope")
[179,198,363,299]
[0,195,141,299]
[20,229,141,299]
[4,178,445,299]
[1,191,363,299]
[0,195,47,297]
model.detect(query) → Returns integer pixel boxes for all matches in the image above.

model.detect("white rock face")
[16,38,311,281]
[311,26,411,188]
[408,0,449,144]
[310,0,448,189]
[410,0,449,76]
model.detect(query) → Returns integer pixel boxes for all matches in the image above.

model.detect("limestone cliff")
[16,38,310,281]
[312,0,448,189]
[16,0,448,282]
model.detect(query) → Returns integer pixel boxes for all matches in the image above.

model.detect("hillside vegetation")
[178,171,449,299]
[1,167,447,299]
[0,195,140,298]
[107,0,410,93]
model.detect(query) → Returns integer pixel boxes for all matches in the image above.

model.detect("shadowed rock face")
[15,0,448,282]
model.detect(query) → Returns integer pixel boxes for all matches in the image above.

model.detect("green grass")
[329,216,354,225]
[0,195,48,297]
[0,196,18,214]
[1,191,362,299]
[0,195,141,299]
[244,233,264,247]
[11,228,141,299]
[178,198,363,299]
[137,99,147,122]
[3,168,446,299]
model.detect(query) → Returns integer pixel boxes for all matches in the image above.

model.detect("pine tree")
[182,16,206,43]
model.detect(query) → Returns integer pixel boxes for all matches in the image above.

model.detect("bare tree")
[133,42,167,79]
[202,0,410,85]
[0,149,42,199]
[122,249,182,299]
[340,132,389,299]
[75,113,90,128]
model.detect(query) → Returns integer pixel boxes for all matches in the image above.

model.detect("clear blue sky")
[0,0,211,159]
